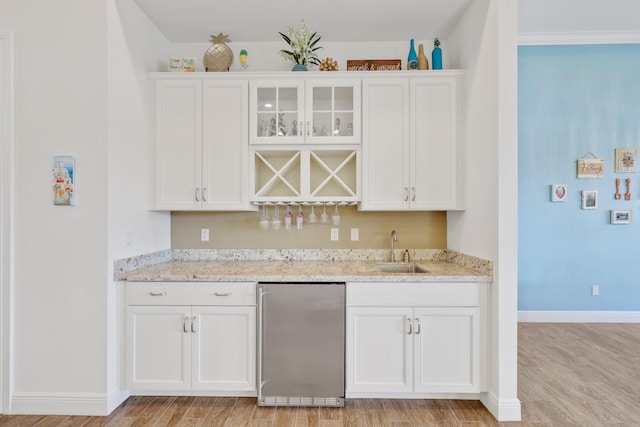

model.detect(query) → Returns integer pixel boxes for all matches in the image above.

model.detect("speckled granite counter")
[115,249,492,283]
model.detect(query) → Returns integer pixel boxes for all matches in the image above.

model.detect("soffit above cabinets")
[131,0,474,43]
[519,0,640,34]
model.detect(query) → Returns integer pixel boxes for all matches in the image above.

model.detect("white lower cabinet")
[126,282,256,394]
[346,282,485,397]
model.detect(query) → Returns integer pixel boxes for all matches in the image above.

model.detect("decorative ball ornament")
[319,57,338,71]
[204,33,234,72]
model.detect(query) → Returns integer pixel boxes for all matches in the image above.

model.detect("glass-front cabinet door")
[250,79,360,145]
[306,80,361,145]
[250,81,304,145]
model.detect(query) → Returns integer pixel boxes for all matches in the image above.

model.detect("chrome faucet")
[389,230,397,262]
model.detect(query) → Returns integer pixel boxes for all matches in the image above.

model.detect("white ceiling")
[131,0,475,43]
[132,0,640,45]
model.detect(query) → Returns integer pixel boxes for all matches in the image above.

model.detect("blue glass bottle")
[407,39,418,70]
[432,38,442,70]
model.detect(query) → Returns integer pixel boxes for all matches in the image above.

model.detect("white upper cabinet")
[149,77,250,211]
[250,79,361,145]
[360,73,464,211]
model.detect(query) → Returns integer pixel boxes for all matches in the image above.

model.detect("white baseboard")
[480,392,521,422]
[11,389,129,416]
[519,311,640,323]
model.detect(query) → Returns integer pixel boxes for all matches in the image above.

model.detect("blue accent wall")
[519,44,640,311]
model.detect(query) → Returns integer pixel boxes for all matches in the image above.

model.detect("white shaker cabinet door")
[191,306,256,391]
[413,307,480,393]
[361,79,410,210]
[127,306,191,390]
[152,79,203,210]
[202,80,250,210]
[346,307,413,393]
[411,77,463,210]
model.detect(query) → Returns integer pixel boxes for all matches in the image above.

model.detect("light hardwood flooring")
[1,323,639,426]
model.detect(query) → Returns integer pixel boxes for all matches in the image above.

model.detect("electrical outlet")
[351,228,359,241]
[201,228,210,242]
[330,228,339,241]
[591,285,599,296]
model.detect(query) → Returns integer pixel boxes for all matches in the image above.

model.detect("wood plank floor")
[1,323,639,426]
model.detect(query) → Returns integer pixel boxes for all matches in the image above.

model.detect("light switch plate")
[201,228,210,242]
[351,228,359,241]
[330,228,339,241]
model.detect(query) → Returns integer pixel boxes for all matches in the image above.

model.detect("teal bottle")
[432,37,442,70]
[407,39,418,70]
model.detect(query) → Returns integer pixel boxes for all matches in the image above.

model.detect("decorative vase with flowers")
[279,20,322,71]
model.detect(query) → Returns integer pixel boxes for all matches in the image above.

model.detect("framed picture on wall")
[551,184,568,202]
[577,153,604,178]
[615,148,636,173]
[581,190,598,209]
[610,210,632,224]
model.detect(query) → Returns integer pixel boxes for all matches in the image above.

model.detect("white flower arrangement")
[279,20,322,67]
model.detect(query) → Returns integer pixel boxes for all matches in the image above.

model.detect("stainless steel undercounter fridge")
[258,282,345,407]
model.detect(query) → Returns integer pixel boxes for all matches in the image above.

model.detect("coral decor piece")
[319,57,338,71]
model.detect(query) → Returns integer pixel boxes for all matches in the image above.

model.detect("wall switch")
[201,228,210,242]
[351,228,359,241]
[331,228,339,241]
[591,285,599,296]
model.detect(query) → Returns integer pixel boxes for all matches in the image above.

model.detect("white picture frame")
[610,210,632,224]
[581,190,598,210]
[551,184,568,202]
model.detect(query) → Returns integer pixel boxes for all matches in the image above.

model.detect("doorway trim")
[0,29,15,414]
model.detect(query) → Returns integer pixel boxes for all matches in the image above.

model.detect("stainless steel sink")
[376,263,430,273]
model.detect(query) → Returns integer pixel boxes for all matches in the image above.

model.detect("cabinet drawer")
[347,282,483,307]
[127,282,256,306]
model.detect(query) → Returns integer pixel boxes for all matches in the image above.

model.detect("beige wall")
[172,207,446,249]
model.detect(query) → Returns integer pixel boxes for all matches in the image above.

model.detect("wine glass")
[296,205,304,229]
[332,203,341,225]
[259,204,270,230]
[271,204,281,230]
[320,203,329,224]
[308,204,318,224]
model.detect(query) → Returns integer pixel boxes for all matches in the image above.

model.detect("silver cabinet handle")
[214,292,232,297]
[404,187,409,202]
[191,316,196,333]
[411,187,416,201]
[183,316,189,333]
[149,291,167,297]
[202,187,207,202]
[407,318,412,335]
[415,317,421,334]
[307,121,310,136]
[195,187,200,202]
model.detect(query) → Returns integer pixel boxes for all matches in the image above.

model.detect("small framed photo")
[615,148,636,173]
[581,190,598,209]
[551,184,568,202]
[53,155,75,206]
[611,210,632,224]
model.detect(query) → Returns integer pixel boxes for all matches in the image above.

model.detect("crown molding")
[518,31,640,46]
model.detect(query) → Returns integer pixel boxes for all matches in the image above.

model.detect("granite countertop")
[116,249,492,283]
